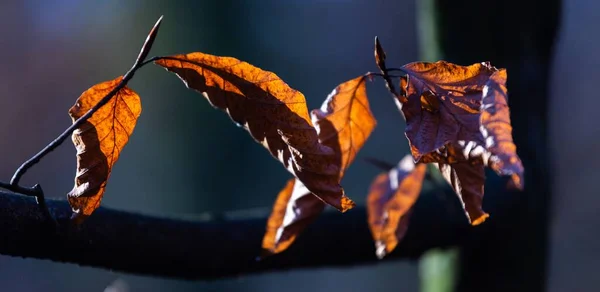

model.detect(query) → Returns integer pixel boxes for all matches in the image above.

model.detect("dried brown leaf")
[262,76,376,255]
[393,61,524,223]
[398,61,497,163]
[68,77,142,218]
[261,179,323,256]
[481,69,524,189]
[311,75,377,176]
[154,53,353,212]
[367,155,427,258]
[434,147,489,225]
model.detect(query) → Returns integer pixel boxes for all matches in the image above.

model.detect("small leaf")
[399,61,497,163]
[261,179,323,256]
[261,76,376,255]
[367,155,427,258]
[68,77,142,219]
[154,53,352,212]
[481,69,524,189]
[434,147,489,225]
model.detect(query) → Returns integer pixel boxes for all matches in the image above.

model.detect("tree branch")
[0,187,470,280]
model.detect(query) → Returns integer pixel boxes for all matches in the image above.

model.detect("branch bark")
[0,187,469,280]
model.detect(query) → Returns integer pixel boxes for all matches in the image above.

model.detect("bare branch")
[0,188,468,280]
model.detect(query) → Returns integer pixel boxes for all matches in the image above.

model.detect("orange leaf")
[367,155,427,258]
[67,77,142,219]
[261,179,324,256]
[481,69,524,189]
[154,54,352,212]
[434,149,489,225]
[311,75,377,177]
[261,76,376,255]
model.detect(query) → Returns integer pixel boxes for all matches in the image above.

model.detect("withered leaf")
[434,148,489,226]
[394,61,524,224]
[399,61,497,163]
[261,179,324,256]
[154,53,353,212]
[481,69,524,189]
[68,77,142,218]
[311,75,377,176]
[262,76,376,255]
[367,155,427,259]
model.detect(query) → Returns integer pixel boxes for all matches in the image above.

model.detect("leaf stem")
[139,56,163,67]
[9,16,164,187]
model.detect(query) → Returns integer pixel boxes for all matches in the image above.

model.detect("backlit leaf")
[367,155,427,258]
[391,61,524,224]
[481,69,524,189]
[311,75,377,176]
[67,77,142,219]
[261,179,323,256]
[398,61,496,163]
[154,53,353,212]
[434,150,489,225]
[262,76,376,255]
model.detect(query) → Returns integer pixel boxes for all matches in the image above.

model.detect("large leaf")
[481,69,524,189]
[68,77,142,218]
[399,61,497,163]
[262,76,376,255]
[367,155,427,258]
[154,53,353,211]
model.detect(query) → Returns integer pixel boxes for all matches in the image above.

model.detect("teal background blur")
[0,1,420,291]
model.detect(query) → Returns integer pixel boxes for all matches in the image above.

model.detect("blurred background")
[0,0,593,291]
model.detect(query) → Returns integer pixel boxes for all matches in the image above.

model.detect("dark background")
[0,1,594,291]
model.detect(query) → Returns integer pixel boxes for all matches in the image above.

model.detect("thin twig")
[374,36,407,103]
[9,16,164,187]
[364,157,395,171]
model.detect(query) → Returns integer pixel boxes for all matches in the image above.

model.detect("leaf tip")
[508,173,524,191]
[257,247,280,261]
[470,213,490,226]
[340,196,356,212]
[375,241,388,259]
